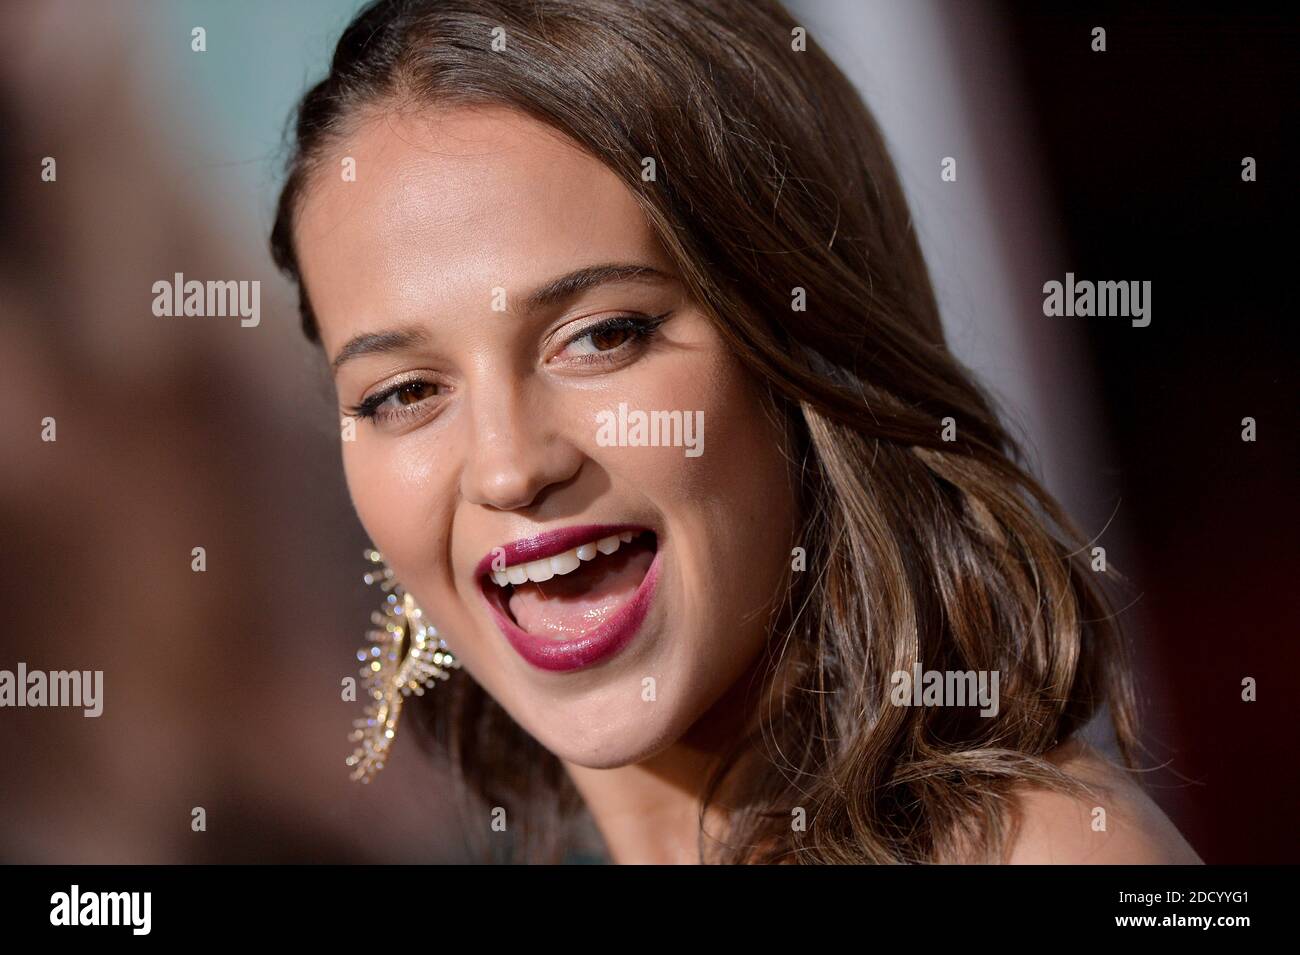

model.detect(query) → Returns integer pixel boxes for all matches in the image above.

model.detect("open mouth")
[484,529,656,637]
[477,526,661,671]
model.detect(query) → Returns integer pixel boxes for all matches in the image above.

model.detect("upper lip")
[473,523,651,582]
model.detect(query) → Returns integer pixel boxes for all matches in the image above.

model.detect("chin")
[530,701,687,770]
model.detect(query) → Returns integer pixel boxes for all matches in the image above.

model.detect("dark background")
[1002,4,1298,862]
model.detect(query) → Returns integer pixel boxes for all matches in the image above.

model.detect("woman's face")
[295,104,795,769]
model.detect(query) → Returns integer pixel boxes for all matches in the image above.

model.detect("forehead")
[293,104,664,350]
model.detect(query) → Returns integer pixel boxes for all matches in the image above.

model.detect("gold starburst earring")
[346,549,460,782]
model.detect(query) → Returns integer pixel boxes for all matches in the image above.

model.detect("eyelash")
[346,378,440,422]
[345,312,669,424]
[556,311,669,364]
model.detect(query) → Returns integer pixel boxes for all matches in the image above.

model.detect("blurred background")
[0,0,1294,862]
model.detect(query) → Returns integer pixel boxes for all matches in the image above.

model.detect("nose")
[459,379,583,511]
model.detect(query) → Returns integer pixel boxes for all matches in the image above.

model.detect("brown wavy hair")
[270,0,1140,863]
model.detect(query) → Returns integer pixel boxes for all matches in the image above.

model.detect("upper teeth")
[490,531,638,587]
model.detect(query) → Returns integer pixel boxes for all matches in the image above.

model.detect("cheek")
[587,341,795,610]
[690,373,794,601]
[612,343,792,529]
[341,429,455,578]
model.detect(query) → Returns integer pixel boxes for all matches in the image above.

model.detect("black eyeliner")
[565,310,671,348]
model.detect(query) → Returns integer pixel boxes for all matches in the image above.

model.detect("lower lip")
[484,549,662,672]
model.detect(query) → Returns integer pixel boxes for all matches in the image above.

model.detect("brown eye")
[396,381,437,405]
[588,326,633,351]
[555,314,667,362]
[350,378,445,422]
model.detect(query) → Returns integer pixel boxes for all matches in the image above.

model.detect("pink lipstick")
[476,524,661,672]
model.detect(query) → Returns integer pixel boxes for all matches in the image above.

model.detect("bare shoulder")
[1004,739,1203,864]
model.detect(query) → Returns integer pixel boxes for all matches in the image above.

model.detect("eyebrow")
[331,327,428,372]
[521,262,671,312]
[330,262,673,372]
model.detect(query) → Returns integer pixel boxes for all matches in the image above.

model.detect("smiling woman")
[268,0,1200,864]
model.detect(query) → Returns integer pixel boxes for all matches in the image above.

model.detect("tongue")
[507,541,654,639]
